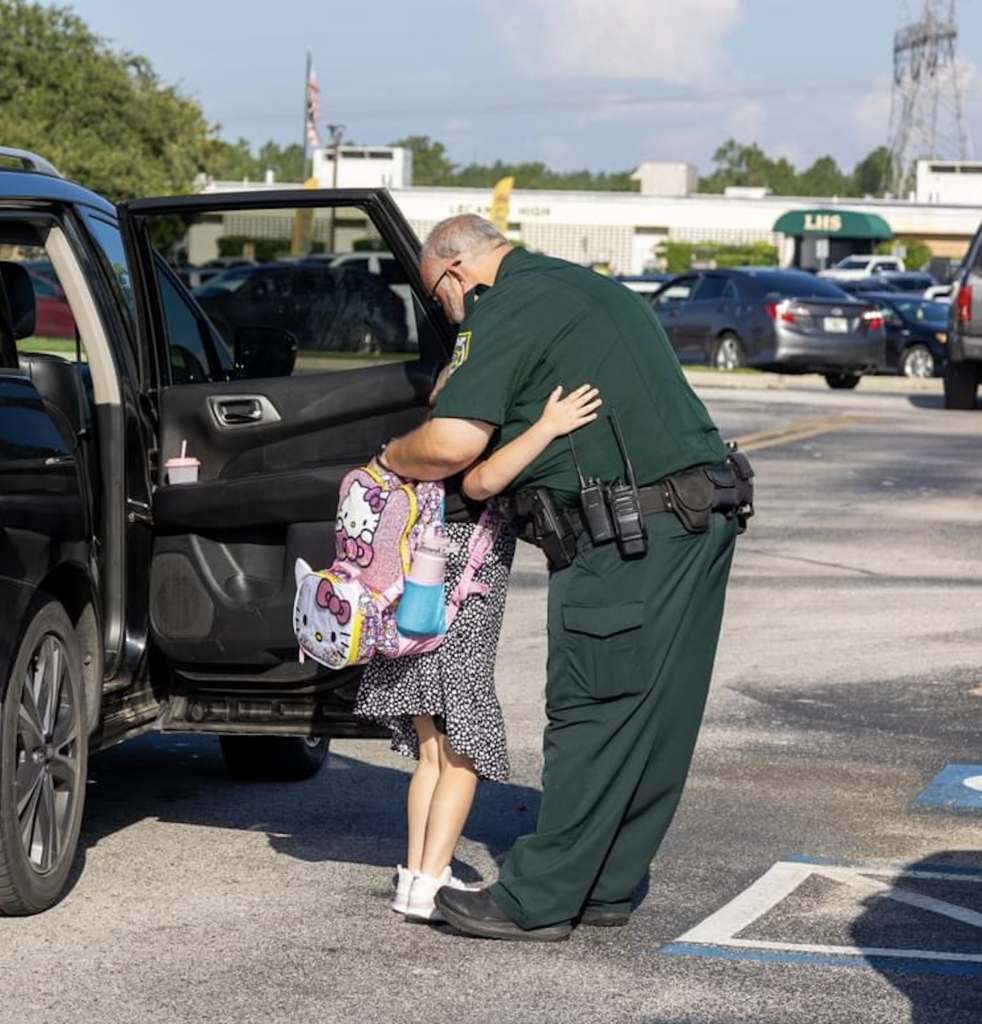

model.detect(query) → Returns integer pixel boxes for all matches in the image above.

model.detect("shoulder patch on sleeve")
[449,331,472,374]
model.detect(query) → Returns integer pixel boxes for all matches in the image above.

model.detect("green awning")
[773,208,892,240]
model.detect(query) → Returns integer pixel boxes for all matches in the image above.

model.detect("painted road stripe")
[660,944,982,978]
[735,413,878,453]
[662,856,982,974]
[914,763,982,811]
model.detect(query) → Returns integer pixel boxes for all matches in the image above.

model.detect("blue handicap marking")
[913,764,982,811]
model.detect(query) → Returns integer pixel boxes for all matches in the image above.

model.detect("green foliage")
[389,135,455,185]
[0,0,215,200]
[852,146,891,196]
[699,139,898,199]
[875,238,933,270]
[206,139,305,183]
[657,240,778,274]
[216,235,325,261]
[390,135,639,191]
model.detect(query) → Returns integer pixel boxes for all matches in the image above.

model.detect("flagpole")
[303,48,314,181]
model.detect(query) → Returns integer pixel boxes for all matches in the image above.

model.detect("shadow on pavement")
[850,850,982,1022]
[77,732,541,886]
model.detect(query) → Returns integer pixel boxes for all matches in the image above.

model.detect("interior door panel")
[149,357,437,667]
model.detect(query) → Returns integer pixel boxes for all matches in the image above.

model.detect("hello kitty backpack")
[293,465,499,670]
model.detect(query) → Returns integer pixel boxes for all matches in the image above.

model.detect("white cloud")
[489,0,743,85]
[725,101,765,142]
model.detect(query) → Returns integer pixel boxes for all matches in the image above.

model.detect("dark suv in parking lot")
[648,268,886,389]
[0,147,452,914]
[944,221,982,409]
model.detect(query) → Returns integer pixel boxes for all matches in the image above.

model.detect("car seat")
[0,260,91,442]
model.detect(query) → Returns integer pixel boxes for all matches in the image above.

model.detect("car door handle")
[218,401,262,423]
[208,395,281,429]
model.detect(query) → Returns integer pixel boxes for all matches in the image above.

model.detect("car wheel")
[713,333,745,371]
[0,599,88,916]
[943,360,980,409]
[824,373,861,390]
[219,735,329,782]
[899,344,935,379]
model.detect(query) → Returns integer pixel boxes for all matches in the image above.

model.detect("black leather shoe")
[434,887,572,942]
[578,907,630,928]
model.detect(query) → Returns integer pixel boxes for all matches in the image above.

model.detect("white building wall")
[312,146,411,189]
[199,176,982,273]
[916,160,982,205]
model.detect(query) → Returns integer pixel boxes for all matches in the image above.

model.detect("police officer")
[377,214,741,941]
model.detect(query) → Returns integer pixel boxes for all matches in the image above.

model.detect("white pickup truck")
[818,254,906,281]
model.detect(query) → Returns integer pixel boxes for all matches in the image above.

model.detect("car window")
[84,214,137,336]
[751,272,849,298]
[834,257,870,271]
[654,278,696,305]
[153,203,436,381]
[3,246,79,357]
[155,259,234,385]
[693,276,728,301]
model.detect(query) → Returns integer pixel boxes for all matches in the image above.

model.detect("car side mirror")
[233,326,298,378]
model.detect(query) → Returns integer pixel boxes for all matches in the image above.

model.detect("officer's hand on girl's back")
[538,384,602,439]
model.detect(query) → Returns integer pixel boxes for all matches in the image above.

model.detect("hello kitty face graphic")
[293,561,355,669]
[336,479,386,568]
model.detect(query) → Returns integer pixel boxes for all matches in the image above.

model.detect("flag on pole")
[306,67,322,149]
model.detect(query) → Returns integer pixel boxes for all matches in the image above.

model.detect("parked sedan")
[25,266,75,338]
[193,261,410,354]
[864,292,948,378]
[649,268,886,388]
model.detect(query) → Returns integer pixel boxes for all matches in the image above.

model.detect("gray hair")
[422,214,508,262]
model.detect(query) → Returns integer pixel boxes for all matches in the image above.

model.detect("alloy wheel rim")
[14,635,79,874]
[717,338,740,370]
[905,349,933,378]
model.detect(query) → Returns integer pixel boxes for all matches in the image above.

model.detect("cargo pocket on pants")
[561,602,645,700]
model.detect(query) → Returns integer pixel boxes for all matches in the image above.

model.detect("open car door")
[117,188,453,739]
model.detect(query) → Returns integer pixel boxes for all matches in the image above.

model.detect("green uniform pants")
[490,510,738,930]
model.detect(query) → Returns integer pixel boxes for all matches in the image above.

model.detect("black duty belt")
[564,483,672,538]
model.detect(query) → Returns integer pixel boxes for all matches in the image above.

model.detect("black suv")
[945,225,982,409]
[0,148,452,914]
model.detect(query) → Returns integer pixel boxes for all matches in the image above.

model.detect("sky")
[62,0,982,179]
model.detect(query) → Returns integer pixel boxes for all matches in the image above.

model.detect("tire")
[943,359,980,409]
[0,599,88,916]
[219,735,329,782]
[712,333,745,371]
[899,344,935,379]
[824,373,861,390]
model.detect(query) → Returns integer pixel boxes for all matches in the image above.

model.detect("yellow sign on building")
[489,176,514,234]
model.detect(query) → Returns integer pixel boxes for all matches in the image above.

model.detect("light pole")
[327,123,344,253]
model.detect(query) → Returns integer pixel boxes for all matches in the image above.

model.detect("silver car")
[650,268,887,389]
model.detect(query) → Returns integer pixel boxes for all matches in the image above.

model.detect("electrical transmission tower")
[887,0,971,196]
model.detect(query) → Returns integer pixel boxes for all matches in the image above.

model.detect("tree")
[852,146,891,197]
[0,0,215,200]
[390,135,456,185]
[797,155,850,198]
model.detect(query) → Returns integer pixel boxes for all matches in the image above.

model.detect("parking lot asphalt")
[2,371,981,1024]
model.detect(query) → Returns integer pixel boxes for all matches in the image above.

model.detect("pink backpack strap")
[446,509,501,611]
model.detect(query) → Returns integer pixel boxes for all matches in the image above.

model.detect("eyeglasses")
[427,259,462,305]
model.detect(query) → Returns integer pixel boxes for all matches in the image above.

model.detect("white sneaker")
[406,867,481,921]
[391,864,417,915]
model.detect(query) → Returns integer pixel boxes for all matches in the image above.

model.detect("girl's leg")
[419,735,479,877]
[406,715,442,872]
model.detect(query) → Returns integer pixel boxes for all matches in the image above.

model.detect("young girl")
[354,380,601,922]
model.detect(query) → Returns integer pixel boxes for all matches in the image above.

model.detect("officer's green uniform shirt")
[433,248,726,504]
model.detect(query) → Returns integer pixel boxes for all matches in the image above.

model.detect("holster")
[511,489,578,570]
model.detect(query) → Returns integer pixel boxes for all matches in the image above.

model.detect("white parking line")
[663,856,982,971]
